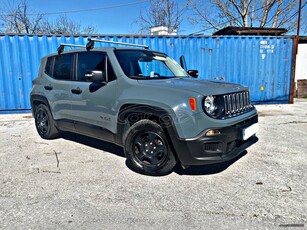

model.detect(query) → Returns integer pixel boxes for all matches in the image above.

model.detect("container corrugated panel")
[0,34,293,112]
[180,36,294,103]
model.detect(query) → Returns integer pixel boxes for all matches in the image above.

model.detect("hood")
[137,78,248,96]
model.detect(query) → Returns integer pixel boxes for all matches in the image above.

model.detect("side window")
[77,52,116,82]
[53,53,74,80]
[45,57,53,77]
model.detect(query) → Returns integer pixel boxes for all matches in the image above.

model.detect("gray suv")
[30,38,258,176]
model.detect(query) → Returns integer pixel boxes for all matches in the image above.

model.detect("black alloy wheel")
[132,131,167,166]
[34,104,59,139]
[124,120,177,176]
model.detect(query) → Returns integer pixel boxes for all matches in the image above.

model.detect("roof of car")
[45,46,163,58]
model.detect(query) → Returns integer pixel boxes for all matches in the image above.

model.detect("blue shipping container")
[0,34,294,112]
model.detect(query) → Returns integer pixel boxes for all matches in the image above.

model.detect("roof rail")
[57,43,86,55]
[86,38,149,51]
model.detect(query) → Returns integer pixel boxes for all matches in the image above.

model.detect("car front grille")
[223,91,252,117]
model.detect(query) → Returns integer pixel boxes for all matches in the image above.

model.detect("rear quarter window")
[45,57,53,77]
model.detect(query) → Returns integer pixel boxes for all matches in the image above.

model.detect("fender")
[115,104,178,146]
[115,103,196,164]
[30,95,51,116]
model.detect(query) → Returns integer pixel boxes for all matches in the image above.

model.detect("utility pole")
[296,0,302,39]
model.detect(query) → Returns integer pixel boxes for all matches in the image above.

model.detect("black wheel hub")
[144,141,157,155]
[133,131,167,166]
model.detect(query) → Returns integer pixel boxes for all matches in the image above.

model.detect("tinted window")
[77,52,116,82]
[53,53,74,80]
[45,57,53,77]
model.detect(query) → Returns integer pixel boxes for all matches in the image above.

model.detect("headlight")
[204,96,216,115]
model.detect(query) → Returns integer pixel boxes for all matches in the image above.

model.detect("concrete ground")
[0,99,306,229]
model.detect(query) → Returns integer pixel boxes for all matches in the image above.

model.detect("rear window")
[53,53,74,80]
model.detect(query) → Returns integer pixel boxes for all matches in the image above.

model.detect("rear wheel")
[34,104,59,139]
[124,120,177,176]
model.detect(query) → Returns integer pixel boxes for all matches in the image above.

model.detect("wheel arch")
[116,103,178,148]
[30,95,52,117]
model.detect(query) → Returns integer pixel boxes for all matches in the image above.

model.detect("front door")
[70,51,118,139]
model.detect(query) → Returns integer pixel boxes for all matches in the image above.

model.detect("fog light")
[205,129,221,136]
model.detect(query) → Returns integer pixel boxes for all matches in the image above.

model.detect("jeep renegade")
[30,38,258,176]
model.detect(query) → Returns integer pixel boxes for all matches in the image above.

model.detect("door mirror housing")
[85,70,107,83]
[188,70,199,78]
[179,55,187,70]
[180,55,198,78]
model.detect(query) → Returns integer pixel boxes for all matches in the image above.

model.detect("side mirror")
[85,70,107,83]
[188,70,199,78]
[180,55,187,70]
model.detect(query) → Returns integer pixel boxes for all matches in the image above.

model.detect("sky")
[22,0,203,35]
[2,0,305,35]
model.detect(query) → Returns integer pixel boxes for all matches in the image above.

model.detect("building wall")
[296,44,307,81]
[0,34,294,112]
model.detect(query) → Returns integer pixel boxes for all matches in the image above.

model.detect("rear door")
[45,53,74,125]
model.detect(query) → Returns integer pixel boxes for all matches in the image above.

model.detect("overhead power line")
[0,0,149,16]
[189,1,307,35]
[280,1,307,26]
[189,3,270,35]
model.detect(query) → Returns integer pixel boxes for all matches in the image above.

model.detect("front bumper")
[168,114,258,166]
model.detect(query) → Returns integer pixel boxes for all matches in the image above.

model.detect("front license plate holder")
[242,123,259,140]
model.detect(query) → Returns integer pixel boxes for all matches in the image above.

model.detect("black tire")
[123,120,177,176]
[34,104,59,139]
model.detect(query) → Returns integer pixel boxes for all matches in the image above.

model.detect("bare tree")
[41,15,96,35]
[134,0,185,34]
[187,0,300,33]
[0,0,97,34]
[304,5,307,33]
[0,0,44,33]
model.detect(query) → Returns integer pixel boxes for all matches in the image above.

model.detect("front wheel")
[123,120,177,176]
[34,104,59,139]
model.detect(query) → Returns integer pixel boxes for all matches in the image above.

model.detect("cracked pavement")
[0,99,306,229]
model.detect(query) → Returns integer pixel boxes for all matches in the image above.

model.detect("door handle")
[71,87,82,94]
[44,85,53,91]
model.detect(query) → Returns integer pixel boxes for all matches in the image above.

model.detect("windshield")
[114,50,188,79]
